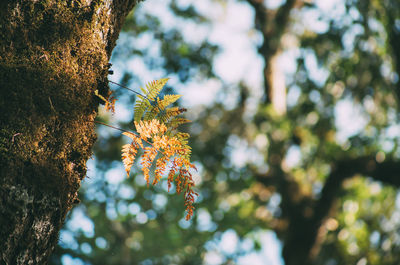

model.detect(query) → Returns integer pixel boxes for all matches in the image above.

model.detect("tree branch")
[255,155,400,265]
[336,156,400,187]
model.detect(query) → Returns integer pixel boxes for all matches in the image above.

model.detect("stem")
[109,80,150,100]
[93,120,131,133]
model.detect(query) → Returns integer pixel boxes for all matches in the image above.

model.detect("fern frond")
[143,78,169,101]
[121,132,143,177]
[141,146,158,185]
[134,78,170,121]
[159,107,187,123]
[142,95,182,121]
[167,107,187,117]
[95,89,116,114]
[135,120,167,140]
[119,77,198,219]
[134,95,151,122]
[121,143,138,177]
[184,180,198,220]
[173,167,198,220]
[143,99,162,121]
[154,155,168,185]
[122,131,143,148]
[158,94,181,109]
[167,158,179,192]
[105,97,116,113]
[166,117,191,130]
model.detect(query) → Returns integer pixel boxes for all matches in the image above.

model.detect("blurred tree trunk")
[246,0,298,115]
[0,1,139,263]
[385,1,400,99]
[247,1,400,264]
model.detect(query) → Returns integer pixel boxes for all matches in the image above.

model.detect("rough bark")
[0,0,139,263]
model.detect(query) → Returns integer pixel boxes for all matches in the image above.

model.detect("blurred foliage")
[50,0,400,264]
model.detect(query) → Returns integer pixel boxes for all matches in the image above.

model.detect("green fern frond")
[159,107,187,122]
[175,132,190,146]
[143,100,161,121]
[134,95,151,122]
[158,94,181,109]
[142,94,182,121]
[140,86,148,95]
[143,78,169,101]
[166,117,191,130]
[134,78,170,121]
[176,132,190,139]
[175,132,192,160]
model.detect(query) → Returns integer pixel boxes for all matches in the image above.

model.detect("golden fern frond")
[141,146,158,185]
[167,159,179,192]
[121,143,138,177]
[121,132,143,177]
[135,120,167,140]
[122,131,143,148]
[184,178,198,220]
[105,97,116,113]
[95,89,116,114]
[154,154,168,185]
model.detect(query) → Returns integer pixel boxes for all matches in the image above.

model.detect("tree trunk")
[0,1,138,263]
[246,0,298,115]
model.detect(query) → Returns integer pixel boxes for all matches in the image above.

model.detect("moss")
[0,129,11,165]
[0,1,141,262]
[0,1,110,193]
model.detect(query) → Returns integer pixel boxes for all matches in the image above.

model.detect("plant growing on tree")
[97,78,198,220]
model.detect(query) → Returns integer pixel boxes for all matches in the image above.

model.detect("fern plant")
[98,78,198,220]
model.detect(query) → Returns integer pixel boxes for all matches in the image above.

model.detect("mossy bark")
[0,1,139,263]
